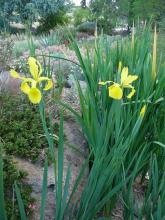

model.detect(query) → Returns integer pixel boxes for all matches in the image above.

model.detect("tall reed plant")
[58,25,165,217]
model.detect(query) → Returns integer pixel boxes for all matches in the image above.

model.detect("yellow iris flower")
[10,57,53,104]
[99,67,138,100]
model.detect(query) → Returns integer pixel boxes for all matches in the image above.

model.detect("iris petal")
[28,57,42,80]
[121,67,128,84]
[127,87,136,99]
[43,80,53,91]
[32,80,37,88]
[23,77,35,83]
[121,66,138,87]
[28,88,42,104]
[38,77,51,82]
[21,81,30,94]
[123,75,138,86]
[10,70,21,79]
[108,84,123,100]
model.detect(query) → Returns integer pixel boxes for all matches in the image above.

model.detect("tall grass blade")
[152,26,157,80]
[56,114,64,219]
[14,182,27,220]
[40,159,48,220]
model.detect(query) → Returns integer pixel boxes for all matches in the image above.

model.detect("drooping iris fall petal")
[28,88,42,104]
[127,87,136,99]
[108,84,123,100]
[43,80,53,91]
[21,82,31,94]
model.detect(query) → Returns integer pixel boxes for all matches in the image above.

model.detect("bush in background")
[73,7,92,26]
[0,36,13,70]
[37,11,70,34]
[90,0,117,34]
[76,22,96,35]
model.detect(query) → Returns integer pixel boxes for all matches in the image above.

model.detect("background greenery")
[1,0,165,34]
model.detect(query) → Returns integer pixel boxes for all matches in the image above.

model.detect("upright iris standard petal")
[121,67,129,84]
[28,88,42,104]
[121,67,138,87]
[28,57,42,80]
[123,75,138,86]
[108,84,123,100]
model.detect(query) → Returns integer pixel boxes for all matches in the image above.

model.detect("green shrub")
[73,7,92,26]
[89,0,116,34]
[0,95,58,162]
[37,11,70,34]
[76,22,96,34]
[97,17,114,34]
[55,26,76,44]
[13,39,40,58]
[38,26,76,47]
[0,36,13,70]
[38,31,60,47]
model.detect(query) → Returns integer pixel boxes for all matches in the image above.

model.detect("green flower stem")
[39,100,57,178]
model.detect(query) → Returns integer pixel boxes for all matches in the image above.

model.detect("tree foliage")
[0,0,71,31]
[132,0,165,22]
[73,7,92,26]
[89,0,165,32]
[90,0,117,33]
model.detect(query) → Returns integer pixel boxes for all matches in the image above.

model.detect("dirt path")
[14,118,88,220]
